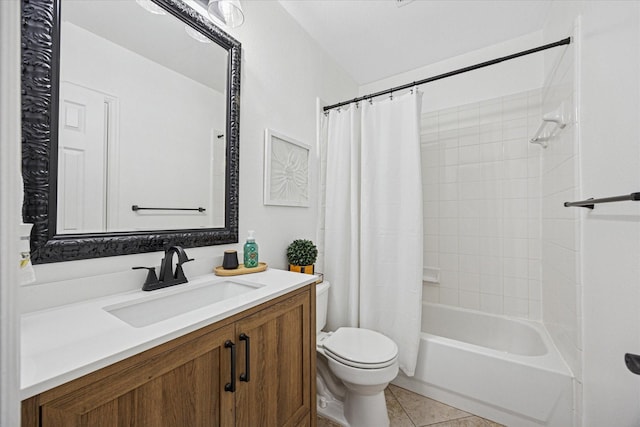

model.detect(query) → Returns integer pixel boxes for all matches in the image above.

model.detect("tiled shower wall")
[540,43,581,382]
[421,89,544,320]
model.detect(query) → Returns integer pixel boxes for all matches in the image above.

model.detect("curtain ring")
[368,98,373,105]
[389,91,394,100]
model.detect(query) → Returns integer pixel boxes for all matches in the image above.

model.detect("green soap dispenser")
[243,230,259,268]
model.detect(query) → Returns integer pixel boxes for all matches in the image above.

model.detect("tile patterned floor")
[317,384,504,427]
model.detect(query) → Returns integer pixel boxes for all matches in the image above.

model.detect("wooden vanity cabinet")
[235,290,313,427]
[22,285,316,427]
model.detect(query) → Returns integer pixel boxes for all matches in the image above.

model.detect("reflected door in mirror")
[57,82,110,233]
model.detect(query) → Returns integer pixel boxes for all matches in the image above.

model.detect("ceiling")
[278,0,552,85]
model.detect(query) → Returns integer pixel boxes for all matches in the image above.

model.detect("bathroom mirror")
[22,0,241,263]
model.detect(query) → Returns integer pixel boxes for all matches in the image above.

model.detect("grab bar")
[530,103,567,148]
[564,192,640,209]
[131,205,206,212]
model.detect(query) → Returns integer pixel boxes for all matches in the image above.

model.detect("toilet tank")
[316,281,330,334]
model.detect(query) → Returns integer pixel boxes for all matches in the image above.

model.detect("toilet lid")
[323,327,398,368]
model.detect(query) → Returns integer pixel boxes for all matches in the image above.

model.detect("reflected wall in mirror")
[22,0,241,263]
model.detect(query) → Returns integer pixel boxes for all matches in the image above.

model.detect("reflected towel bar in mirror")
[564,192,640,209]
[131,205,206,212]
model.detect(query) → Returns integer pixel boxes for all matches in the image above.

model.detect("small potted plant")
[286,239,318,274]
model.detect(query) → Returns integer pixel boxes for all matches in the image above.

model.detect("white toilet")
[316,281,399,427]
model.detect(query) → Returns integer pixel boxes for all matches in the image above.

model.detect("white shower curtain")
[320,90,423,376]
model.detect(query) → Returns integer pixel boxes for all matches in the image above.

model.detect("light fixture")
[136,0,166,15]
[207,0,244,28]
[184,25,212,43]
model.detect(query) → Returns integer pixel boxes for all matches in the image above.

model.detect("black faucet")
[133,246,194,291]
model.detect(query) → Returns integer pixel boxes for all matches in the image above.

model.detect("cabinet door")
[37,324,235,427]
[234,291,312,427]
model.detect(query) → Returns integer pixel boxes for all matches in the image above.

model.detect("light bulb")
[136,0,166,15]
[207,0,244,28]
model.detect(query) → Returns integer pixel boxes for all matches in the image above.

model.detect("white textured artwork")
[264,130,310,207]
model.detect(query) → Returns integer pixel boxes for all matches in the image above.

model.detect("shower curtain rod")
[323,37,571,112]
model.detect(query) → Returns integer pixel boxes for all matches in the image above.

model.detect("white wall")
[544,2,640,426]
[21,1,357,313]
[359,31,545,113]
[0,1,22,423]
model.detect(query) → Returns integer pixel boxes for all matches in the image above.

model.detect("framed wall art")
[263,129,310,207]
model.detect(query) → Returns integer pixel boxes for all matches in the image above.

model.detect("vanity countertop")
[21,268,317,400]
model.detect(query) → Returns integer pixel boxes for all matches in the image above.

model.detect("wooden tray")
[214,262,268,276]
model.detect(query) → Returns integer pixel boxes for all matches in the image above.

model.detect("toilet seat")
[322,327,398,369]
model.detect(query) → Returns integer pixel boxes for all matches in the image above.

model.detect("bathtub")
[392,303,574,427]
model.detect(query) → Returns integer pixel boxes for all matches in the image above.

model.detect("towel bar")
[131,205,206,212]
[564,192,640,209]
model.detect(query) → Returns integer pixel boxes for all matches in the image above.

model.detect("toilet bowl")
[316,281,399,427]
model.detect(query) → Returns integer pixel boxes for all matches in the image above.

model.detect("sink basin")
[104,279,264,327]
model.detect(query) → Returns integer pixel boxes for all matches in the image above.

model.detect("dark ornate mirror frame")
[22,0,241,264]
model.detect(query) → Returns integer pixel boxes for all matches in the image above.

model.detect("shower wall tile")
[440,253,459,271]
[459,145,480,164]
[459,132,480,147]
[459,254,480,273]
[439,270,459,289]
[503,121,528,141]
[441,148,459,166]
[439,288,459,306]
[424,252,439,269]
[421,88,543,320]
[502,94,529,120]
[438,109,459,132]
[424,202,439,218]
[528,300,542,321]
[440,166,458,183]
[424,236,439,253]
[459,218,479,236]
[504,296,529,318]
[480,275,503,295]
[480,293,503,314]
[479,99,502,124]
[458,105,479,128]
[459,273,480,292]
[423,283,440,303]
[423,184,439,201]
[421,113,439,133]
[459,290,480,310]
[503,278,528,299]
[479,124,502,143]
[529,279,542,300]
[539,42,581,381]
[424,167,440,184]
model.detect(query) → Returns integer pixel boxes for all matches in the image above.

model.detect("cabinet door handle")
[239,333,250,382]
[224,340,236,392]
